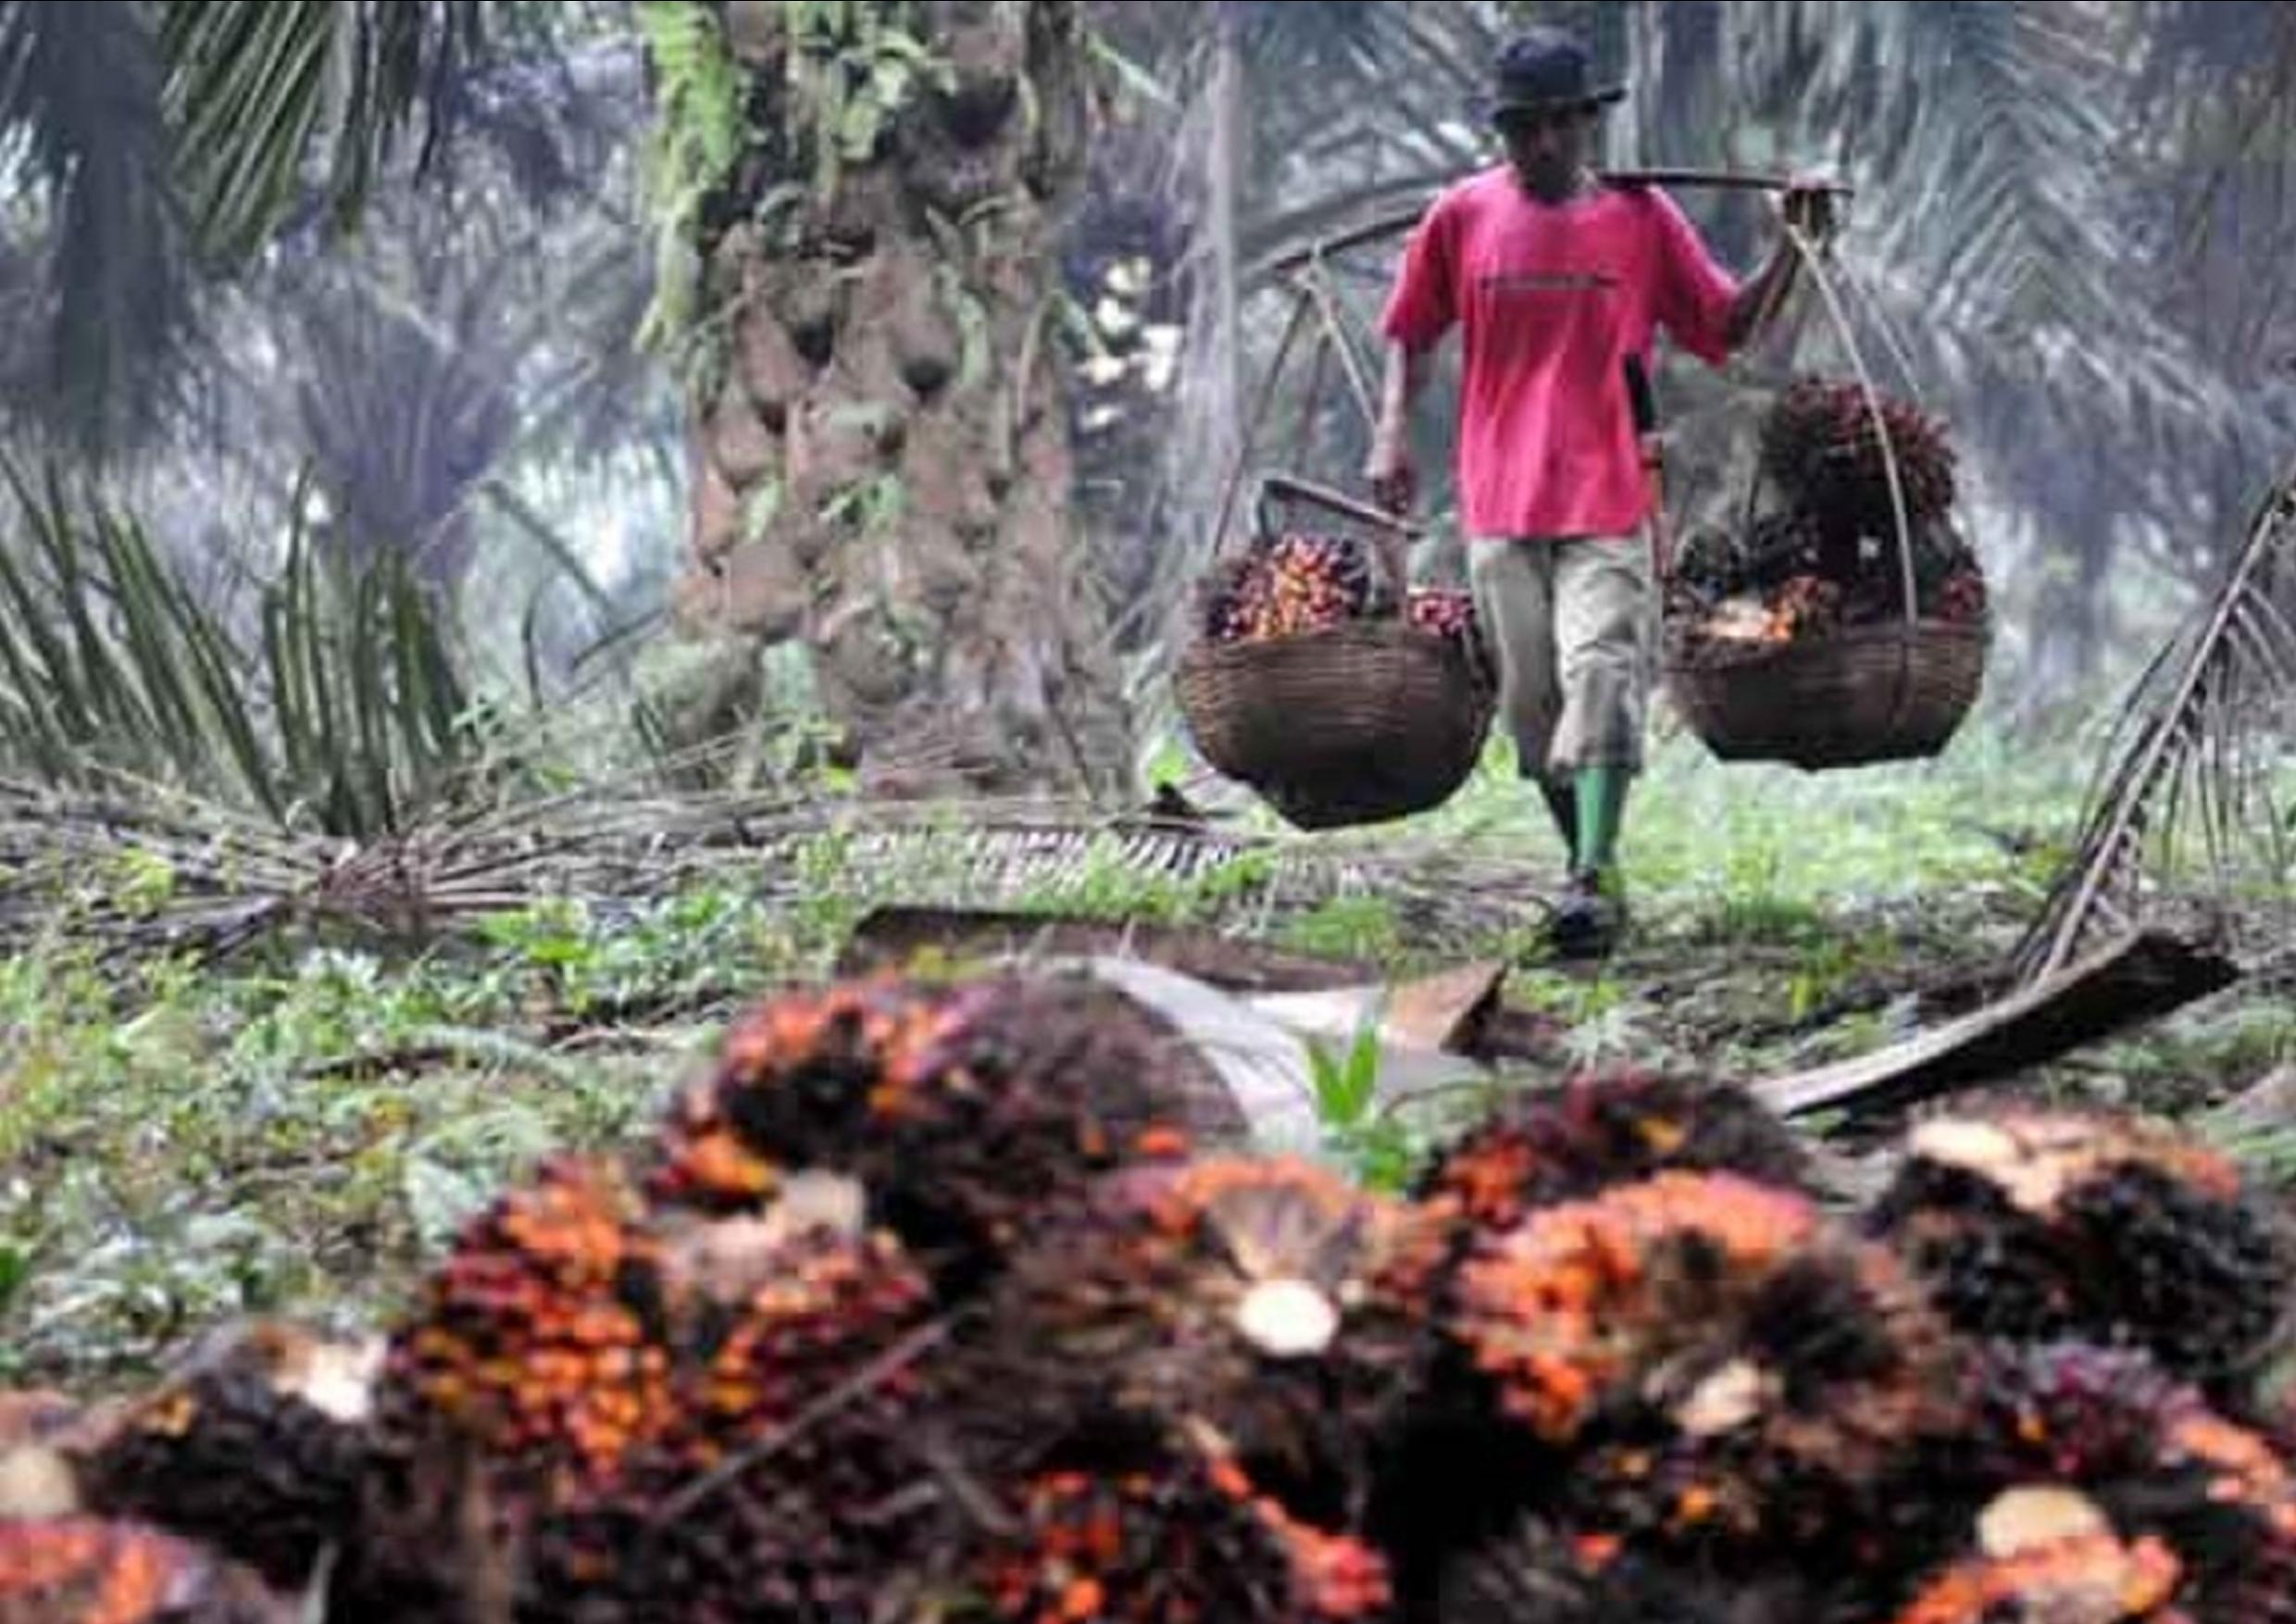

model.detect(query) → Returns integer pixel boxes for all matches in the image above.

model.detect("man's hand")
[1778,174,1839,244]
[1366,435,1416,516]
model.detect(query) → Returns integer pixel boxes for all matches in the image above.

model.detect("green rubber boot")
[1548,766,1631,959]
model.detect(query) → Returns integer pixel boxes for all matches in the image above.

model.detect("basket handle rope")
[1775,219,1920,638]
[1741,207,1925,734]
[1207,256,1398,582]
[1208,281,1316,571]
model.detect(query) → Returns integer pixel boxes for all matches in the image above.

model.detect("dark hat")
[1481,27,1627,121]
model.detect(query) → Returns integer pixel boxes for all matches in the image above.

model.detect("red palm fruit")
[1201,531,1377,645]
[1760,376,1958,531]
[519,1216,940,1623]
[0,1518,287,1624]
[1416,1069,1816,1241]
[977,1432,1391,1623]
[1923,1340,2296,1623]
[1884,1511,2184,1624]
[1559,1235,1968,1568]
[1451,1171,1828,1446]
[372,1155,679,1513]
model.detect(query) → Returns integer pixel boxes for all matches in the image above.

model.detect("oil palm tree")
[0,0,1144,795]
[654,0,1133,796]
[0,0,564,464]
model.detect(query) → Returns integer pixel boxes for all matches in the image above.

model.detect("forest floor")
[3,698,2291,1395]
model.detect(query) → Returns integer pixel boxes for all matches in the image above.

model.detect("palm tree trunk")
[669,0,1129,798]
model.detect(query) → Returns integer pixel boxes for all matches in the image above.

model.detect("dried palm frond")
[2013,460,2296,984]
[0,764,1556,971]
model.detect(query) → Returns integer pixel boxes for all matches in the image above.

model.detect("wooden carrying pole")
[1254,169,1852,282]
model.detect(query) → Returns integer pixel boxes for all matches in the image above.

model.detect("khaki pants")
[1466,534,1653,780]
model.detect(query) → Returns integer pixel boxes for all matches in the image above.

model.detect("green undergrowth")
[3,706,2289,1390]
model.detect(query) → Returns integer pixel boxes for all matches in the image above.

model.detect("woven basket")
[1664,618,1988,770]
[1178,619,1495,830]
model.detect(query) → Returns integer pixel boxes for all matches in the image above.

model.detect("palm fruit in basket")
[1668,379,1986,662]
[1760,376,1958,533]
[1201,530,1380,643]
[1408,586,1492,681]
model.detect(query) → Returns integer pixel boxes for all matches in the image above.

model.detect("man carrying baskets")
[1366,25,1836,958]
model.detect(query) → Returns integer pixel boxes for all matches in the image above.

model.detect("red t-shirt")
[1379,169,1741,540]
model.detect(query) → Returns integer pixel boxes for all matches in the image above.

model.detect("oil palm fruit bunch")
[644,972,1206,1297]
[1868,1341,2296,1623]
[519,1213,940,1623]
[1760,376,1958,533]
[945,1155,1449,1532]
[1864,1106,2296,1413]
[60,1321,378,1594]
[1416,1071,1815,1243]
[1449,1171,1830,1449]
[1881,1504,2185,1624]
[1935,566,1989,625]
[1549,1234,1965,1584]
[1203,531,1377,644]
[971,1427,1393,1623]
[370,1155,680,1516]
[1739,507,1831,588]
[1444,1169,1967,1593]
[1766,573,1844,640]
[0,1517,288,1624]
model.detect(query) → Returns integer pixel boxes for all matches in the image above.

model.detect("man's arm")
[1366,339,1435,515]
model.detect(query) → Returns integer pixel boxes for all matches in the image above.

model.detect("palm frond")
[0,0,197,461]
[0,458,501,840]
[2014,458,2296,985]
[158,0,498,266]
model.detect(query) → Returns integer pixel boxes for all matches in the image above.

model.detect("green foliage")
[1304,1016,1416,1193]
[783,0,951,201]
[6,683,2293,1393]
[0,462,493,838]
[1279,893,1405,966]
[0,873,811,1384]
[933,259,993,390]
[159,0,495,262]
[634,0,748,357]
[818,470,907,535]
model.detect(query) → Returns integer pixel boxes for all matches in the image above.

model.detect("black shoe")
[1547,868,1627,960]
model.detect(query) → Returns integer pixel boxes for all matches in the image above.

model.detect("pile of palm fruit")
[1667,377,1990,659]
[1200,527,1486,668]
[5,964,2295,1622]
